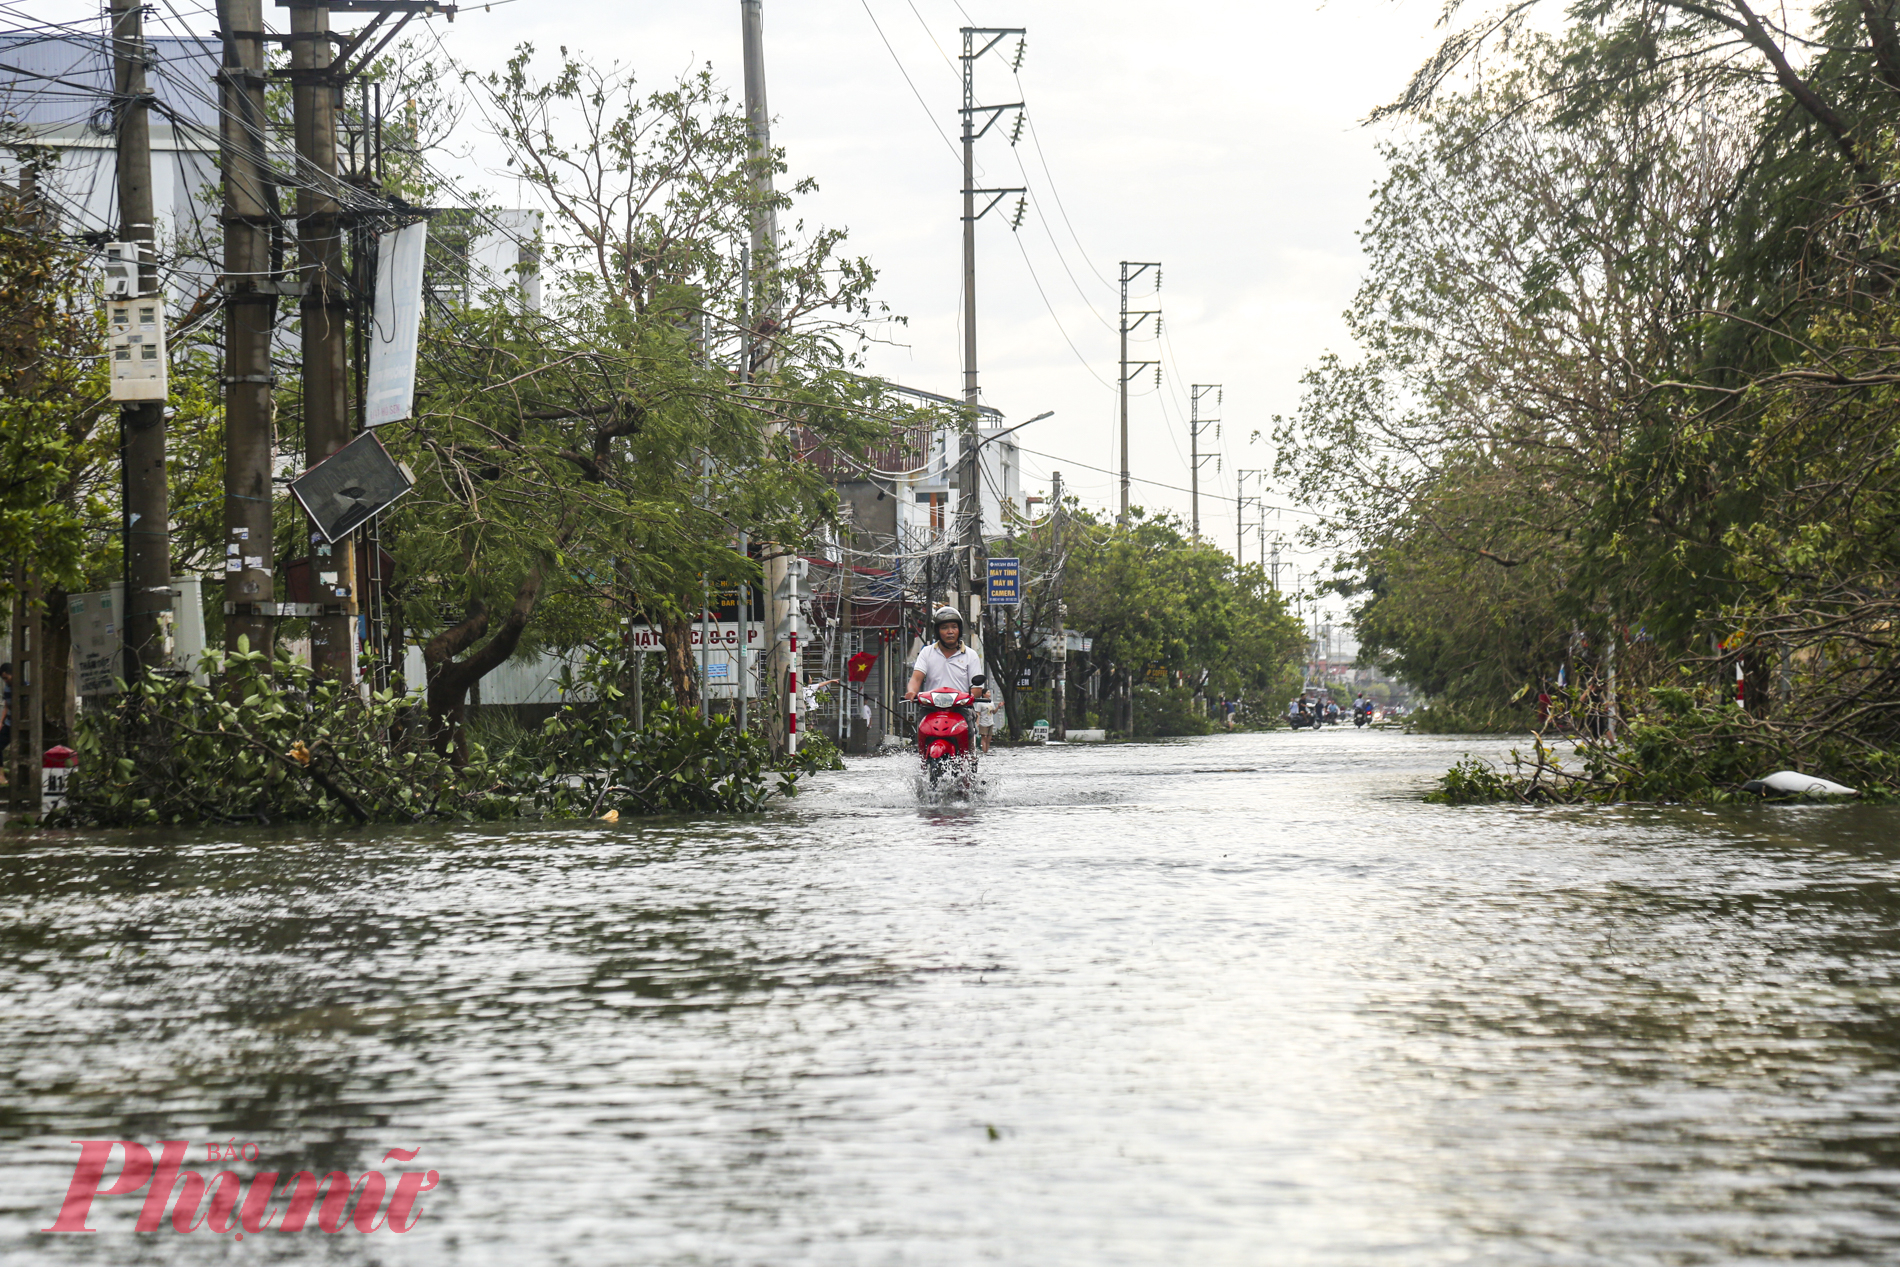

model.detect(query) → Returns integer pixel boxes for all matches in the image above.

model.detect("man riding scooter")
[905,606,987,723]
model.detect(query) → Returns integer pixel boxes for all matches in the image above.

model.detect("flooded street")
[5,728,1900,1264]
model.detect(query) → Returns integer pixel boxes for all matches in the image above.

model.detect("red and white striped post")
[786,630,799,753]
[1736,658,1746,708]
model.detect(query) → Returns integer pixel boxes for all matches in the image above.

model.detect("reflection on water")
[5,730,1900,1263]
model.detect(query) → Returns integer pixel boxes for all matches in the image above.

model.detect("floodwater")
[4,728,1900,1264]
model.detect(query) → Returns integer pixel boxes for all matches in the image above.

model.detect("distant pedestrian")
[975,695,1004,753]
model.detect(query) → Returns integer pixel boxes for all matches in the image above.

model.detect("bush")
[57,646,827,827]
[528,702,788,816]
[64,641,495,827]
[1426,755,1519,804]
[1425,684,1900,804]
[790,728,845,772]
[1133,685,1215,737]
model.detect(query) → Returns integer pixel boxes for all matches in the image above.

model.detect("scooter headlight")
[927,690,959,708]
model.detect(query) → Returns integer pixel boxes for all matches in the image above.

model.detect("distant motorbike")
[914,674,984,791]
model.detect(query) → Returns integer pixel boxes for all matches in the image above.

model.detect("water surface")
[4,729,1900,1264]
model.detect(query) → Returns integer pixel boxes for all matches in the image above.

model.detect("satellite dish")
[289,431,415,542]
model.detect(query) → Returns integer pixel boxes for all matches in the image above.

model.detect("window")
[916,492,946,533]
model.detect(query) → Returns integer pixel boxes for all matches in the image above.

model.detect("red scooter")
[914,674,985,790]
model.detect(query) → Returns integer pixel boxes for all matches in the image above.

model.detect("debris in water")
[1741,771,1858,798]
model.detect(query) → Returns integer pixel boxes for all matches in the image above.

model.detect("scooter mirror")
[971,674,986,687]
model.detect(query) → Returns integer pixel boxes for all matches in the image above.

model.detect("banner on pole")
[366,221,427,426]
[986,556,1021,605]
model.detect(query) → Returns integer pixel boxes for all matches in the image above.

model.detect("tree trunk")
[42,584,74,748]
[660,609,698,709]
[424,562,546,763]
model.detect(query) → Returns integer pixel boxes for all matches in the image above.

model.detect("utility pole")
[218,0,277,658]
[9,569,44,815]
[957,26,1024,618]
[1236,468,1265,567]
[1050,469,1066,742]
[1189,383,1220,538]
[742,0,797,754]
[290,0,356,678]
[112,0,171,686]
[1118,261,1160,523]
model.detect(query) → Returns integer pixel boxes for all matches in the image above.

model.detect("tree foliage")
[1290,3,1900,792]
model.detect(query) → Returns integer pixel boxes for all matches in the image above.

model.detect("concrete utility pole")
[742,0,798,754]
[9,568,44,814]
[9,182,52,813]
[217,0,277,658]
[1236,468,1265,567]
[956,26,1024,617]
[112,0,171,685]
[1189,383,1220,538]
[1050,469,1066,742]
[291,1,356,678]
[1118,261,1160,524]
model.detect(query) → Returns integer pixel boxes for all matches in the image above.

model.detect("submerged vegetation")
[62,645,815,827]
[1281,2,1900,799]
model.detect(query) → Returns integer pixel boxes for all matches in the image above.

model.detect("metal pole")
[112,0,170,686]
[218,0,278,660]
[737,247,750,733]
[699,578,711,722]
[742,0,793,755]
[699,455,712,723]
[737,539,749,733]
[293,1,356,678]
[1051,470,1066,742]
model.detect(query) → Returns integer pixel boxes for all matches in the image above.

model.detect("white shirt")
[912,641,982,695]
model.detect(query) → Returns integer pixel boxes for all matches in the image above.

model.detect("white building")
[0,27,541,308]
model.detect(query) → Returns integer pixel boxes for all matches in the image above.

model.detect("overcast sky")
[26,0,1448,613]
